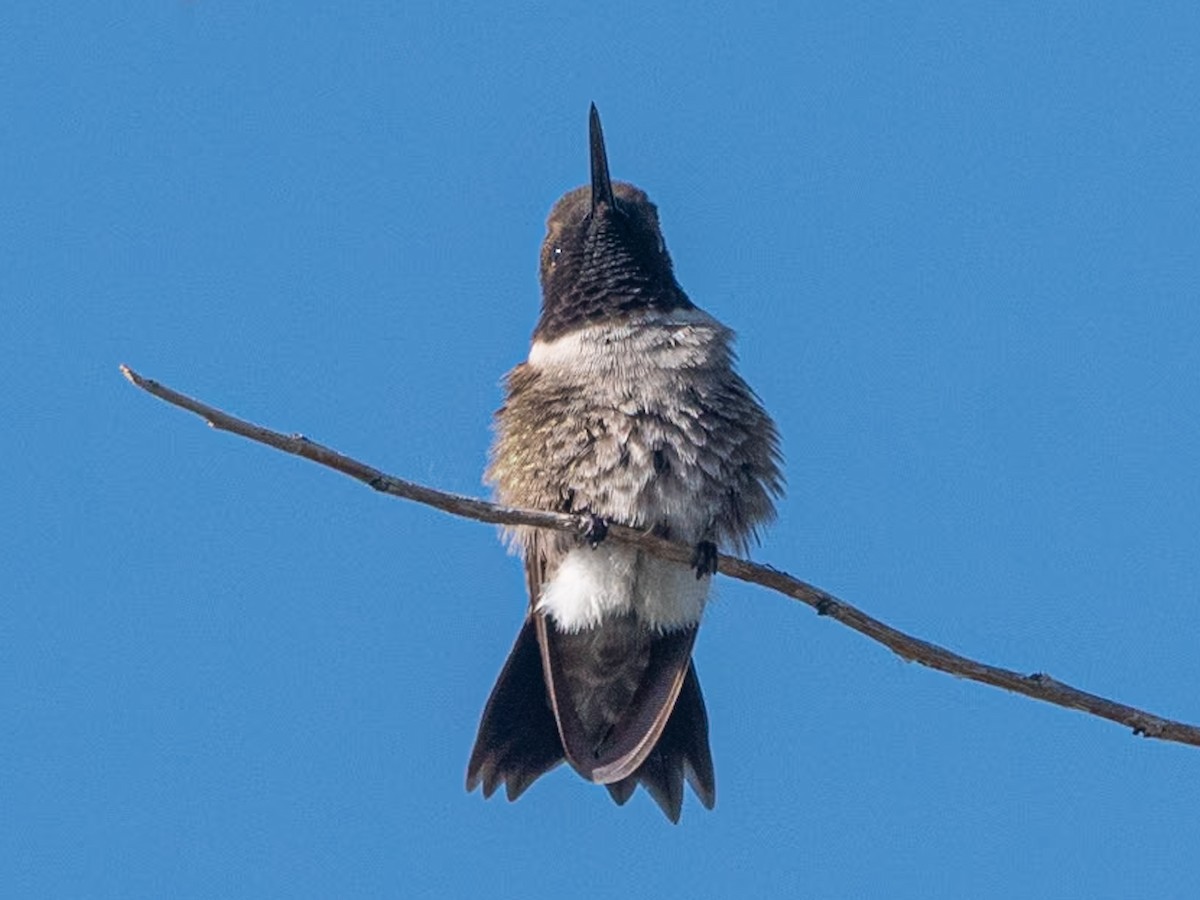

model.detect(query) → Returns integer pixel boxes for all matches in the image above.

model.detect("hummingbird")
[466,104,783,822]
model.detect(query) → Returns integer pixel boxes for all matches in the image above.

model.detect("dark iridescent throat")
[533,203,694,343]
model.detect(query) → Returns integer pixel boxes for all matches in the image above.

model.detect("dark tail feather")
[467,617,564,801]
[605,663,715,822]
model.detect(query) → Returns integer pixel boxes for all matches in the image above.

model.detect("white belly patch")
[536,543,710,633]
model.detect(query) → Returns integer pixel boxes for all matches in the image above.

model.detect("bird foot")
[691,540,718,579]
[580,513,609,548]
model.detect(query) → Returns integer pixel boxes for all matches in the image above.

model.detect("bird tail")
[467,615,716,822]
[466,617,564,801]
[603,663,715,822]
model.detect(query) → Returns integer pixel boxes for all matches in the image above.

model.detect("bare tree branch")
[120,363,1200,749]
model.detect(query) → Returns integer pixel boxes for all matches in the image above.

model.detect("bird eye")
[551,246,563,266]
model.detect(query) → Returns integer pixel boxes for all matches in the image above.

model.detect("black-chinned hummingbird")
[467,105,783,822]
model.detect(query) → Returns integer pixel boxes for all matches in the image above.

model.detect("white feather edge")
[526,307,727,374]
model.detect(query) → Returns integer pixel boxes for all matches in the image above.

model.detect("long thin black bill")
[589,103,616,212]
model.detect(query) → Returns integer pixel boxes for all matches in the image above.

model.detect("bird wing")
[527,531,697,784]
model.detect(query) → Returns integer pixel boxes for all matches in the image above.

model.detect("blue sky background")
[5,3,1200,897]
